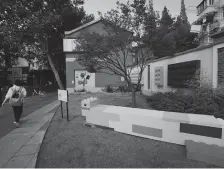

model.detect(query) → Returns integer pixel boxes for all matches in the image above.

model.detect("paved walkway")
[0,100,60,168]
[0,92,57,139]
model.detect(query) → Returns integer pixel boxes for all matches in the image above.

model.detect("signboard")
[58,89,69,121]
[58,90,68,102]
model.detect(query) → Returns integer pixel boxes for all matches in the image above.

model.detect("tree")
[152,6,176,58]
[142,0,158,47]
[180,0,189,26]
[0,0,92,89]
[160,6,174,27]
[77,0,156,107]
[174,0,198,53]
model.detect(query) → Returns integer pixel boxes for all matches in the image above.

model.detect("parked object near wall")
[81,98,224,167]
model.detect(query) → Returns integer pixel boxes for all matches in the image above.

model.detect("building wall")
[65,53,126,91]
[64,20,133,92]
[95,68,125,87]
[142,45,216,96]
[65,53,85,88]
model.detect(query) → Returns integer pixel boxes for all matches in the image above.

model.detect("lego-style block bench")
[81,97,224,167]
[81,97,224,146]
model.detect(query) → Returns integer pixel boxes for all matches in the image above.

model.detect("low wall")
[81,98,224,147]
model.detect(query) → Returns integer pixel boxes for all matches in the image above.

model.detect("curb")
[30,101,60,168]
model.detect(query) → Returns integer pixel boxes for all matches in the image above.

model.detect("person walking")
[1,80,27,127]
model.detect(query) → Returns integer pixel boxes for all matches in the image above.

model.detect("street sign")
[58,89,69,121]
[58,90,68,102]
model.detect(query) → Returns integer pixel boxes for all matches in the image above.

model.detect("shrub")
[75,88,86,92]
[105,85,114,93]
[146,87,224,116]
[116,85,128,93]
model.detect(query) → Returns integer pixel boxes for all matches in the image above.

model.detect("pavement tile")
[4,154,34,168]
[0,135,32,167]
[0,136,17,151]
[0,133,25,141]
[26,153,38,168]
[10,128,37,134]
[23,122,46,132]
[0,100,59,168]
[0,132,33,151]
[26,131,46,145]
[15,144,41,156]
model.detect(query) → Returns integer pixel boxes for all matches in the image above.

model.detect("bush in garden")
[116,85,128,93]
[147,70,224,115]
[105,85,114,93]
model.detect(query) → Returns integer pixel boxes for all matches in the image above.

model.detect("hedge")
[146,87,224,116]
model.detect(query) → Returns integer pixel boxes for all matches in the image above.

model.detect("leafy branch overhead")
[0,0,94,88]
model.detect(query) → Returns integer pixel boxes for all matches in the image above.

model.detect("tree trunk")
[47,54,64,90]
[131,87,137,108]
[126,78,137,107]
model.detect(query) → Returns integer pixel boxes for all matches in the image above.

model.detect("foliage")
[0,0,94,88]
[147,69,224,116]
[116,85,128,93]
[147,87,224,115]
[104,85,114,93]
[77,0,156,107]
[147,0,199,58]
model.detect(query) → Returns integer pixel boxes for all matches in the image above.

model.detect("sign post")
[66,91,69,121]
[60,101,63,118]
[58,89,69,121]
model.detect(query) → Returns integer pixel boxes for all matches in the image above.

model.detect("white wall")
[142,46,214,96]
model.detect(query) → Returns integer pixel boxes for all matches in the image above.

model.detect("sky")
[83,0,203,24]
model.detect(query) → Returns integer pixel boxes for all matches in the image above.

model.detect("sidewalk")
[0,92,57,139]
[0,100,60,168]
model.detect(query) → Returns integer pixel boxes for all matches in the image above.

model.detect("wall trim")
[148,41,224,64]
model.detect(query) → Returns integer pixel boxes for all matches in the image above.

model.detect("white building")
[192,0,224,46]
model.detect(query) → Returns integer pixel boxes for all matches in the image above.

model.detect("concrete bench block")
[103,106,164,119]
[117,114,180,132]
[188,114,223,128]
[81,97,99,110]
[185,140,224,167]
[85,110,120,128]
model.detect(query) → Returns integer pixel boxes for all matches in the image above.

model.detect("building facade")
[142,42,224,96]
[63,19,134,93]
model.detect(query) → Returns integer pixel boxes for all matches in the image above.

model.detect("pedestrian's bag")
[9,88,23,106]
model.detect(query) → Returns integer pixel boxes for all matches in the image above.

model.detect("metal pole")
[66,90,69,121]
[60,101,63,118]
